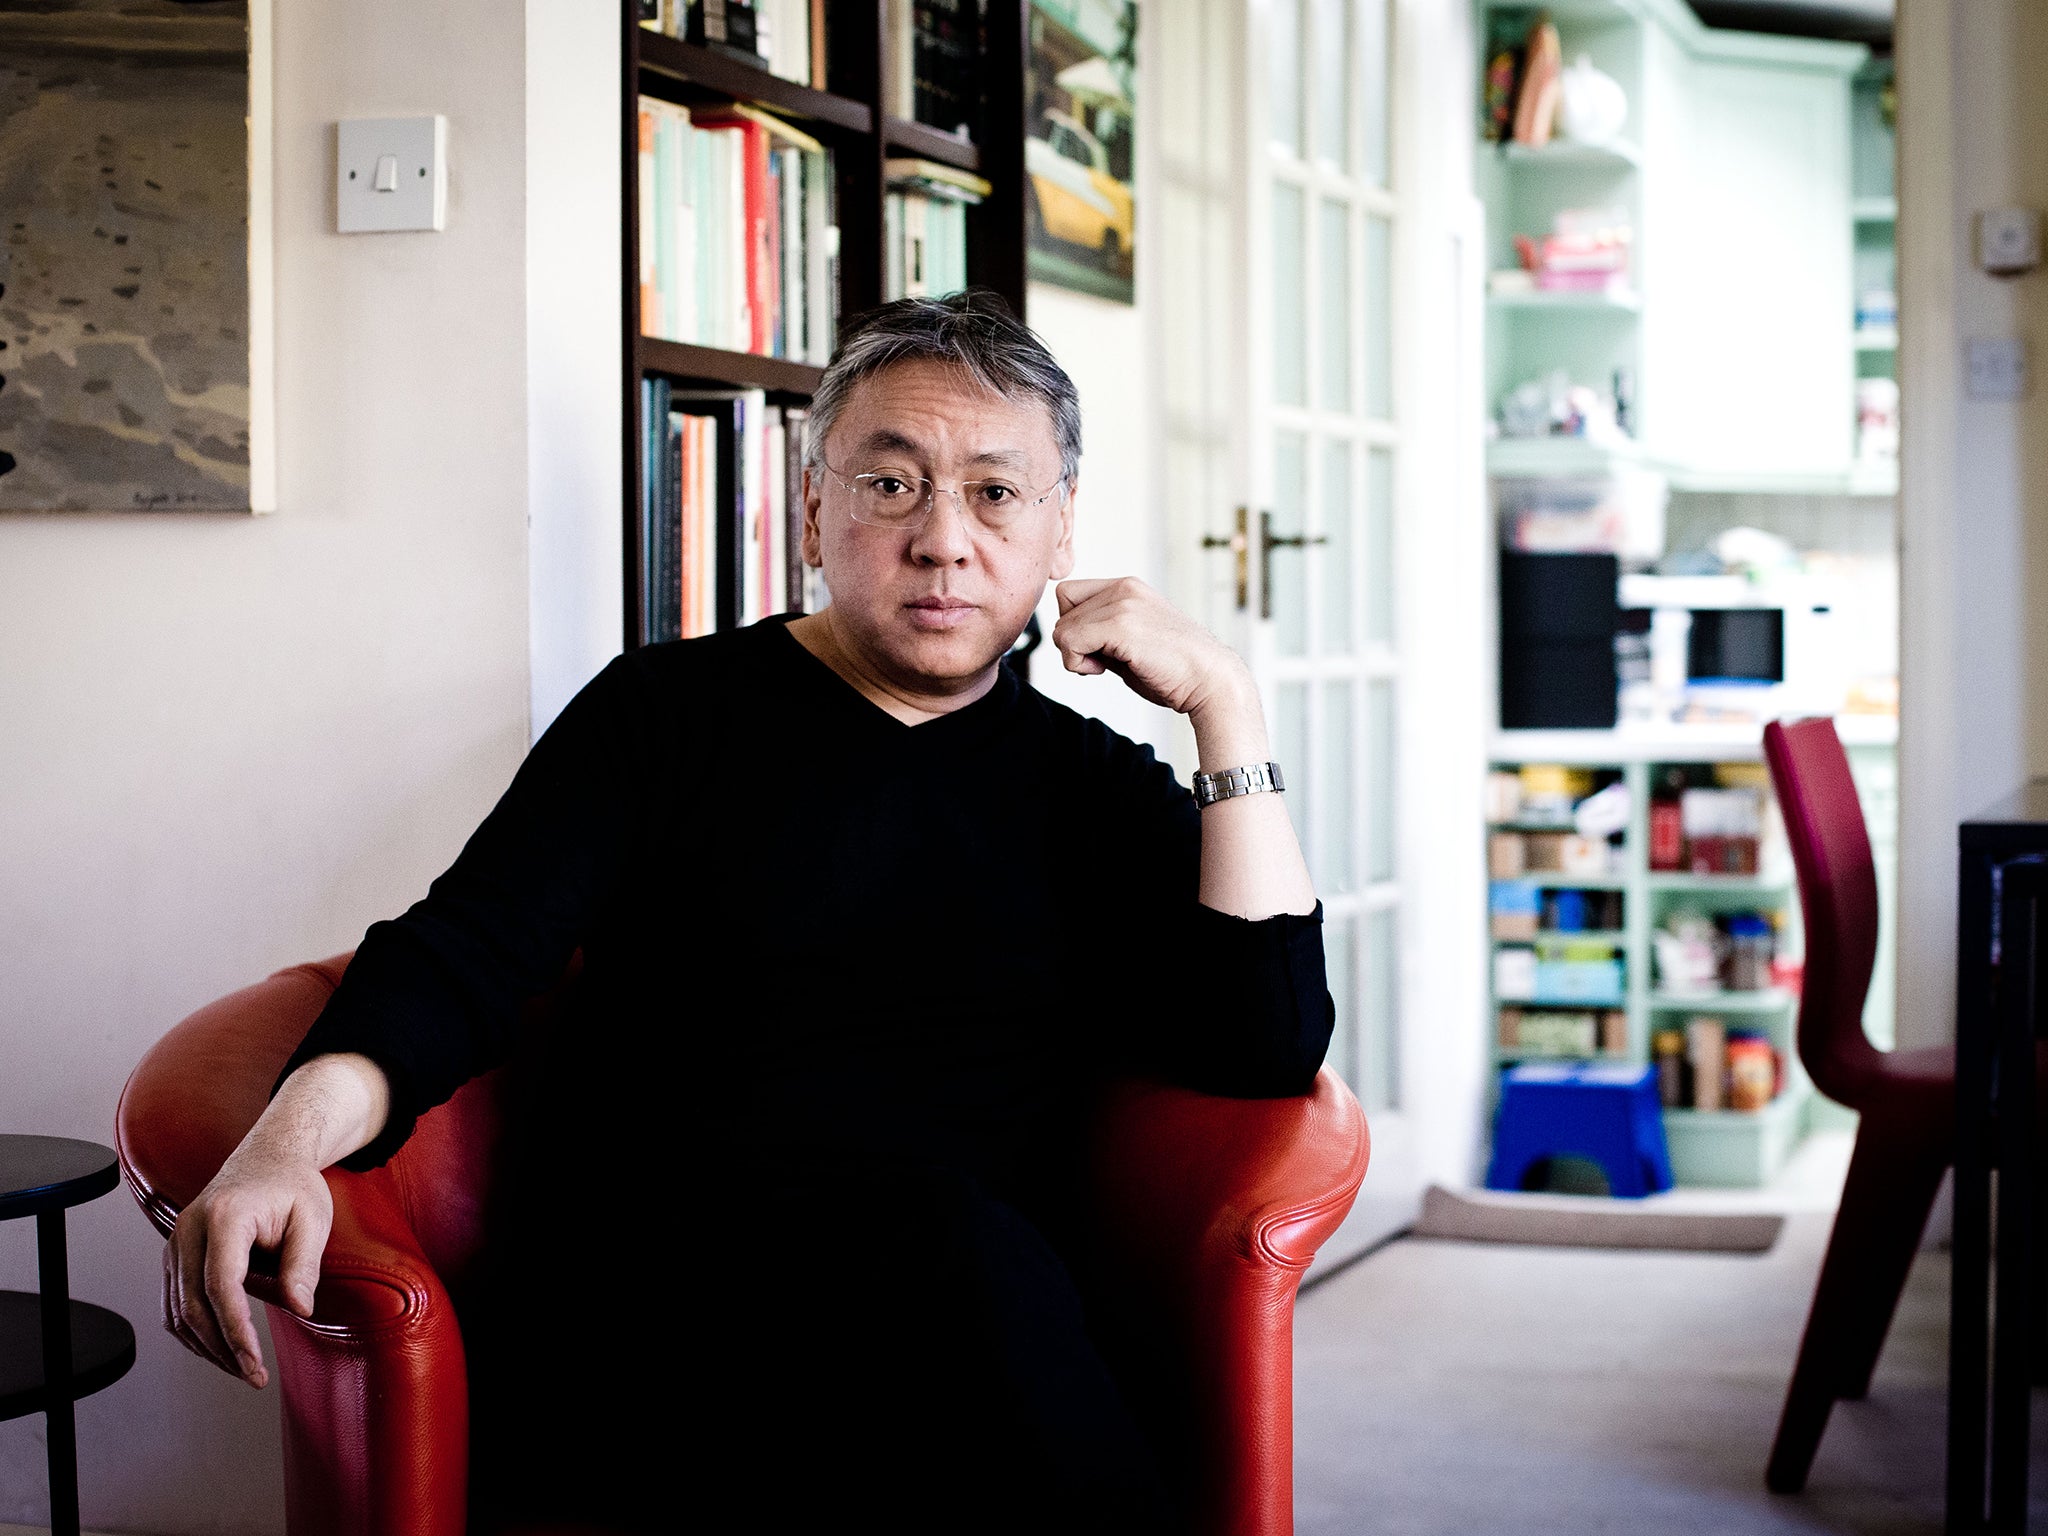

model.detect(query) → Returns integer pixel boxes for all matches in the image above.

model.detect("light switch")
[336,117,447,233]
[1966,337,2030,401]
[1977,207,2042,277]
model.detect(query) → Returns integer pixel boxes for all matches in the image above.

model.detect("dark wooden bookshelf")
[621,0,1028,653]
[638,31,874,135]
[641,338,825,399]
[883,116,981,171]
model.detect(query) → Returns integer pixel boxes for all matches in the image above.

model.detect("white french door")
[1158,0,1436,1265]
[1157,0,1498,1264]
[1252,0,1401,1130]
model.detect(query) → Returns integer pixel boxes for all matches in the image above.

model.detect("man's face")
[802,357,1076,693]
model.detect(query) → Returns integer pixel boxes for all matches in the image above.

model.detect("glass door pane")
[1249,0,1401,1121]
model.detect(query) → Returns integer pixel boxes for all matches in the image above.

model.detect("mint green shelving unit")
[1486,732,1898,1185]
[1486,755,1804,1187]
[1848,56,1897,491]
[1478,0,1870,493]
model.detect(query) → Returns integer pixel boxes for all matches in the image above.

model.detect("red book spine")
[741,123,768,354]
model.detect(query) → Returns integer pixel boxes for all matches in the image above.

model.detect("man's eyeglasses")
[819,458,1067,534]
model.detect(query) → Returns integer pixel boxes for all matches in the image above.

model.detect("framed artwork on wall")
[1026,0,1136,305]
[0,0,274,513]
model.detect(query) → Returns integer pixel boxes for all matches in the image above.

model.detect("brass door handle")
[1201,505,1251,612]
[1259,510,1328,621]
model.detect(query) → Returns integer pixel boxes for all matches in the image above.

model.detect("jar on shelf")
[1727,1033,1776,1112]
[1652,1028,1689,1108]
[1723,913,1776,992]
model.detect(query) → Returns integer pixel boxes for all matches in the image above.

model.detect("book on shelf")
[640,383,815,645]
[638,96,838,365]
[882,162,987,300]
[885,157,993,202]
[643,1,826,90]
[884,0,984,139]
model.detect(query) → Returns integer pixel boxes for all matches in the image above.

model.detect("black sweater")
[285,616,1333,1188]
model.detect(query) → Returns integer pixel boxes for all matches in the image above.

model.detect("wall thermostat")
[1976,207,2041,277]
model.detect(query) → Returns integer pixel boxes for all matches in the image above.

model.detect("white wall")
[525,0,623,733]
[1893,0,2048,1058]
[1391,0,1489,1197]
[1027,283,1180,762]
[0,0,536,1529]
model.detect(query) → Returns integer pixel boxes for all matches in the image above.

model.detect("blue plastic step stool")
[1486,1062,1674,1198]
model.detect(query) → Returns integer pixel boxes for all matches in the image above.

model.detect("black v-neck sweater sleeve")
[283,617,1334,1174]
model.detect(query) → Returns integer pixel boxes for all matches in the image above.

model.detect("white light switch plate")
[1966,337,2030,401]
[337,116,446,233]
[1977,207,2042,276]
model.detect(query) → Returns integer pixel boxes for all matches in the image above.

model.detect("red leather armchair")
[116,956,1368,1536]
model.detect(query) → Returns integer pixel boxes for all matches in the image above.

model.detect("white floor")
[1290,1132,2034,1535]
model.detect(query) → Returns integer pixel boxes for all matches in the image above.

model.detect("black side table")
[0,1136,136,1536]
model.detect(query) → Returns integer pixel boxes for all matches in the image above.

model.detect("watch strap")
[1192,761,1285,808]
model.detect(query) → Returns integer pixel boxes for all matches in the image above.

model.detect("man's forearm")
[1189,676,1319,920]
[235,1052,392,1173]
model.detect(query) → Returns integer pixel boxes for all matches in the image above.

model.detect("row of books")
[884,0,985,140]
[639,379,822,644]
[639,0,827,91]
[636,1,987,146]
[637,96,839,364]
[883,158,990,301]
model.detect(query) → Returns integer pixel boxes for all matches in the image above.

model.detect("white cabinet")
[1482,0,1866,489]
[1641,52,1855,481]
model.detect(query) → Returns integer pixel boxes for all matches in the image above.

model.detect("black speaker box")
[1499,552,1619,729]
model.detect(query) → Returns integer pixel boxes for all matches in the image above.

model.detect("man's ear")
[800,466,824,568]
[1048,475,1078,582]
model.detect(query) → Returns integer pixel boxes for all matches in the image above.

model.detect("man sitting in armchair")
[160,290,1333,1533]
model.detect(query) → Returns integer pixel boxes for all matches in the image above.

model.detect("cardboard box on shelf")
[1494,946,1539,1001]
[1559,834,1611,875]
[1533,957,1625,1005]
[1490,880,1542,941]
[1516,1011,1600,1056]
[1485,771,1524,823]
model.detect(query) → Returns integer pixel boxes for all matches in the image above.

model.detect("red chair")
[115,954,1369,1536]
[1761,718,1972,1491]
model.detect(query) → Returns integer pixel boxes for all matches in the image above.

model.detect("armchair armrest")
[117,957,352,1242]
[1091,1068,1368,1536]
[266,1169,469,1536]
[115,958,470,1536]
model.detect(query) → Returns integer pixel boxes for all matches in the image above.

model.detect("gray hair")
[804,289,1082,490]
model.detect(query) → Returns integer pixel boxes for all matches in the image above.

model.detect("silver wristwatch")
[1191,761,1286,808]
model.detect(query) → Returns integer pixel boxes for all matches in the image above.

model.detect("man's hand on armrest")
[162,1051,391,1388]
